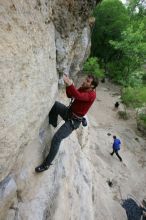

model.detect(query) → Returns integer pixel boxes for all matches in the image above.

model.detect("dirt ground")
[87,78,146,204]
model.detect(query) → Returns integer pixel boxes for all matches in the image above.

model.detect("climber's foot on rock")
[35,163,52,173]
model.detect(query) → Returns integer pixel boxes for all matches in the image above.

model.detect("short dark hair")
[113,136,116,139]
[88,75,99,89]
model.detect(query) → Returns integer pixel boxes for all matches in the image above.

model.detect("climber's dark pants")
[111,149,122,161]
[44,101,81,165]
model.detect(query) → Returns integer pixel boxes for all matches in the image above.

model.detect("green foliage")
[138,113,146,129]
[121,86,146,108]
[83,57,104,78]
[109,69,145,87]
[139,113,146,123]
[107,61,128,85]
[128,71,145,87]
[128,0,146,19]
[110,22,146,64]
[91,0,146,86]
[142,71,146,83]
[109,22,146,83]
[91,0,129,71]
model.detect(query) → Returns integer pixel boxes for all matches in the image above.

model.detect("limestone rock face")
[0,0,98,219]
[0,0,95,182]
[0,0,58,182]
[0,176,17,220]
[56,27,91,77]
[52,0,97,34]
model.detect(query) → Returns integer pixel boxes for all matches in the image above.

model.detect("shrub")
[83,57,104,78]
[137,113,146,134]
[139,113,146,123]
[128,71,145,87]
[121,86,146,108]
[118,110,129,120]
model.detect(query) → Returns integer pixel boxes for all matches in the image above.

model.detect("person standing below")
[110,135,122,162]
[35,74,99,173]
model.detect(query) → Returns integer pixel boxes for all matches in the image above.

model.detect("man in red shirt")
[35,74,98,173]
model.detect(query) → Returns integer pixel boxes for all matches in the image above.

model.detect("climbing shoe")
[35,163,52,173]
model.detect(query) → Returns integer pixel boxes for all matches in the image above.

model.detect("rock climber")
[35,74,99,173]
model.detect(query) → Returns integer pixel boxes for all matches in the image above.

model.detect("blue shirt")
[113,139,121,150]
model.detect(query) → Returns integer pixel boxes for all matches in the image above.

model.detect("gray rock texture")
[1,1,145,220]
[0,176,17,220]
[0,0,95,182]
[0,0,98,219]
[0,0,58,182]
[56,27,91,77]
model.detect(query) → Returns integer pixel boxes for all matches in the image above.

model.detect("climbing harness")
[67,98,88,128]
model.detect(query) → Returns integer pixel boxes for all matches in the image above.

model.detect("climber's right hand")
[63,74,73,86]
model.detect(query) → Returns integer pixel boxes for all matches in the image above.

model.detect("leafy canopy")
[109,22,146,84]
[91,0,129,66]
[83,57,104,78]
[121,86,146,108]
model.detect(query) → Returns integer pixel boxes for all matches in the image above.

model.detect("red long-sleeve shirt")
[66,84,96,117]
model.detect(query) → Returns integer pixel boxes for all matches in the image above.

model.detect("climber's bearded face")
[81,77,93,90]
